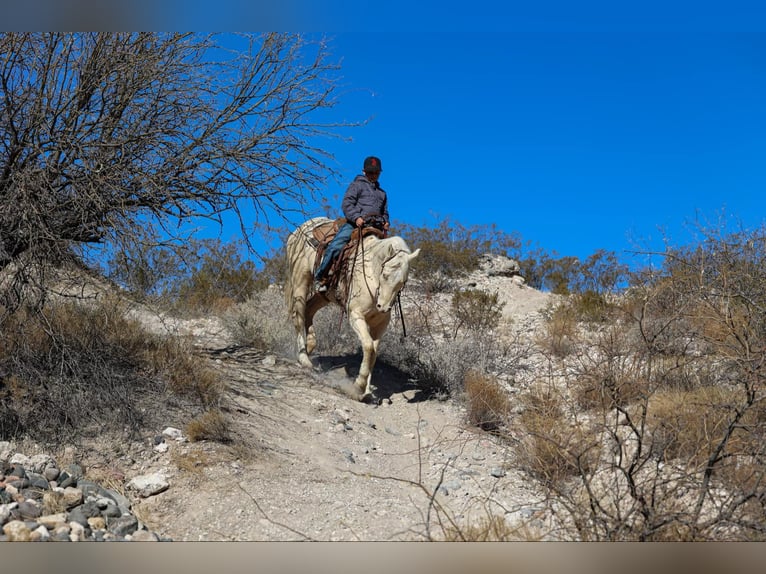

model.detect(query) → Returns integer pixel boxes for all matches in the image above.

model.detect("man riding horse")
[313,156,389,292]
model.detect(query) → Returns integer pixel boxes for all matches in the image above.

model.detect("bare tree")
[0,32,348,310]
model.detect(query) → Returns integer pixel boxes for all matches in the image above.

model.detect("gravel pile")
[0,448,167,542]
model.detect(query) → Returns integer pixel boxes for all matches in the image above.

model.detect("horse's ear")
[408,248,421,261]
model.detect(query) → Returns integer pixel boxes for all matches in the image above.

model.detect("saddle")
[313,218,386,293]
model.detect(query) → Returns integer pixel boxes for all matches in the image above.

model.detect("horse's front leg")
[349,311,376,400]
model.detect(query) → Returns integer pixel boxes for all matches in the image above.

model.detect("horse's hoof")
[361,393,381,406]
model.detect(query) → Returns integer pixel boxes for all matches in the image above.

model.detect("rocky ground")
[1,262,558,542]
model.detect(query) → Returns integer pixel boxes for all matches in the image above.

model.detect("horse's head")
[375,244,420,313]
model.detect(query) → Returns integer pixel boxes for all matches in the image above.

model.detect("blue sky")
[8,3,763,268]
[304,30,765,266]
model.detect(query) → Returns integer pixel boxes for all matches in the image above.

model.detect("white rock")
[3,520,31,541]
[27,454,56,473]
[69,521,87,542]
[154,442,169,454]
[127,472,169,498]
[0,502,18,524]
[32,525,51,542]
[0,441,13,461]
[162,427,186,442]
[9,453,30,467]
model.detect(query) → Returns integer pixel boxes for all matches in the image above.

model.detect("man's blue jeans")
[315,222,354,280]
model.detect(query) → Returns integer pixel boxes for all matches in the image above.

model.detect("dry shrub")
[647,386,748,464]
[517,386,598,487]
[228,286,293,353]
[570,290,615,323]
[450,289,504,337]
[381,331,501,398]
[537,301,578,357]
[441,515,537,541]
[171,448,213,474]
[0,298,224,442]
[464,370,510,431]
[185,409,231,443]
[573,367,648,411]
[142,337,224,407]
[228,285,356,357]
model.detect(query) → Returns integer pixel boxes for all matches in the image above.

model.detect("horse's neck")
[363,236,399,268]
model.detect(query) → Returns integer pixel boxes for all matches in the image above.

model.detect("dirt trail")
[120,278,553,541]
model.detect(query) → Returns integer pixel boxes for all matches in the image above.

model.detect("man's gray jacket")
[341,175,389,224]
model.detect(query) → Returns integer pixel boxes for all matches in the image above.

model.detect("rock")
[479,253,521,277]
[9,463,26,478]
[87,516,106,531]
[27,472,51,490]
[154,442,169,454]
[0,442,13,461]
[130,529,159,542]
[67,507,91,528]
[77,479,104,500]
[17,500,42,520]
[62,487,84,509]
[103,488,131,514]
[0,502,18,524]
[31,525,51,542]
[69,521,87,542]
[108,515,139,537]
[3,520,31,542]
[43,466,60,482]
[37,513,67,530]
[51,525,71,541]
[27,454,56,474]
[162,427,185,442]
[490,467,506,478]
[102,503,122,519]
[127,473,169,498]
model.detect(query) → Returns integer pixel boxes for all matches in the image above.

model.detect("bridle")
[355,234,410,337]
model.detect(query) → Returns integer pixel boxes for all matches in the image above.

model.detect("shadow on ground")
[315,353,441,403]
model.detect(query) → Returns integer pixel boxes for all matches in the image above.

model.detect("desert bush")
[228,284,356,357]
[464,370,510,431]
[396,216,521,294]
[516,385,598,488]
[0,298,224,443]
[450,289,504,338]
[185,409,231,443]
[536,300,578,358]
[175,239,259,313]
[521,220,766,540]
[227,286,295,354]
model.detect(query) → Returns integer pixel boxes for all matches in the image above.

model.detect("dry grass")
[647,385,747,464]
[464,370,510,431]
[441,514,540,541]
[171,448,215,474]
[185,409,231,443]
[517,386,599,487]
[0,297,225,442]
[537,301,578,357]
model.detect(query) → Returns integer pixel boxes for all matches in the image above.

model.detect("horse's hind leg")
[288,281,315,369]
[305,293,330,356]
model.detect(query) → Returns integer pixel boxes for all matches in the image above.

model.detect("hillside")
[1,262,557,541]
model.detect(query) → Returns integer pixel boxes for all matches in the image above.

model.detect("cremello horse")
[285,217,420,401]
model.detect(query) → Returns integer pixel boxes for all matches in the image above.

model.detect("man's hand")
[355,217,365,227]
